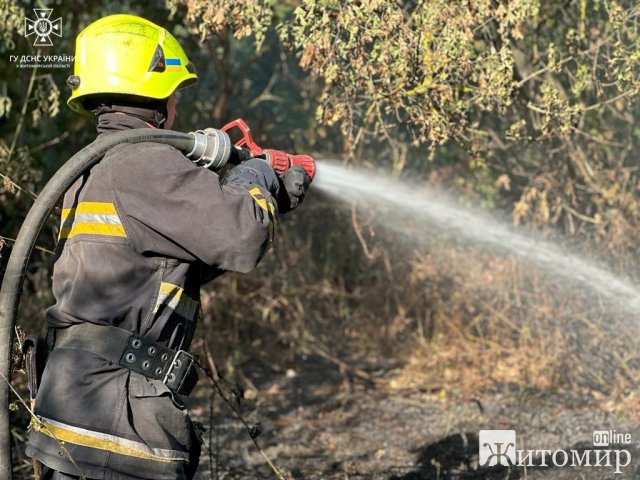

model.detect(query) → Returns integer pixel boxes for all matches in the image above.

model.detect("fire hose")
[0,121,316,479]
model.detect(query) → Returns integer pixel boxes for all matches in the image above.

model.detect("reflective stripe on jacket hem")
[33,416,189,463]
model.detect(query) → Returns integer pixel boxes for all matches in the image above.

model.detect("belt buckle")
[162,349,195,392]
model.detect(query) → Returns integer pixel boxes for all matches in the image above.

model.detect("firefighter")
[25,14,309,480]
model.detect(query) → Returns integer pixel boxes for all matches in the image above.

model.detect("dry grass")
[196,204,640,423]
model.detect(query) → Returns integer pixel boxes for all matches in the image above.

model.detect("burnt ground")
[187,354,640,480]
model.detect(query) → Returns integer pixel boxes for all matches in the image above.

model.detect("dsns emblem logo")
[479,430,517,467]
[25,9,62,46]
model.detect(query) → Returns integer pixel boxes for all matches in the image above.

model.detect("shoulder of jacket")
[122,140,184,156]
[105,140,190,167]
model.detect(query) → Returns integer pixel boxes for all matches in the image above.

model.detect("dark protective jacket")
[26,113,278,479]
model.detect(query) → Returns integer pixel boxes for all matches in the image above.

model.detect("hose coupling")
[187,128,232,171]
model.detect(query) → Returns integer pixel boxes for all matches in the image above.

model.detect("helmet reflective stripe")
[67,14,198,119]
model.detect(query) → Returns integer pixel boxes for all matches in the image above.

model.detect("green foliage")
[0,0,24,51]
[167,0,274,48]
[282,0,536,147]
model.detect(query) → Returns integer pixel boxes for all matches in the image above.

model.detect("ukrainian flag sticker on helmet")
[165,58,182,71]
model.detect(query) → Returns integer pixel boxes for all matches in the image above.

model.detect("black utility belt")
[54,322,199,396]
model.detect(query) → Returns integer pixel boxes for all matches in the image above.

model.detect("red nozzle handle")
[221,118,316,181]
[220,118,263,156]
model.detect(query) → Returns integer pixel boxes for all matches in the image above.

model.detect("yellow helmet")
[67,14,197,118]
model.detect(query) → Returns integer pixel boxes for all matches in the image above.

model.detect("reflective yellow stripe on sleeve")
[248,187,276,217]
[248,187,276,241]
[153,282,199,322]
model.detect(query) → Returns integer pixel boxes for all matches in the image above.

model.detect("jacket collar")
[96,112,156,137]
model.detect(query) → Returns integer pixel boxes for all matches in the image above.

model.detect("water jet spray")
[313,160,640,315]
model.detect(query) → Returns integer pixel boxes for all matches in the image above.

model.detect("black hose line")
[0,129,204,479]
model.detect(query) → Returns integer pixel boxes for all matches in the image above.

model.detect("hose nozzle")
[220,118,317,181]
